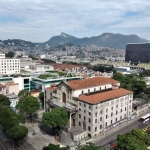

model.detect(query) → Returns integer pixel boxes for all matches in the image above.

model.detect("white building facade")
[0,59,20,75]
[46,77,133,139]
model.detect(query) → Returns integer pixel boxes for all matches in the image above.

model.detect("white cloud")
[0,0,150,42]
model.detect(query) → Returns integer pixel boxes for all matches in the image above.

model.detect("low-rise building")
[29,65,54,72]
[132,98,149,118]
[0,83,6,94]
[5,93,19,110]
[5,81,19,95]
[45,77,133,140]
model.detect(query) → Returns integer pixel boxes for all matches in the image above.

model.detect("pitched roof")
[0,83,5,88]
[78,88,132,104]
[53,64,85,70]
[67,77,119,90]
[46,86,57,91]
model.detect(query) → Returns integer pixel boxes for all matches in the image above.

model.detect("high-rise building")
[125,43,150,63]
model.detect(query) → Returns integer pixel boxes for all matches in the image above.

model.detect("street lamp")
[5,139,14,150]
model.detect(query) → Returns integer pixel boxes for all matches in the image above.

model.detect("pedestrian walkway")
[92,114,146,144]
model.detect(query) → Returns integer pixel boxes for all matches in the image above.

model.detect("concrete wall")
[6,84,19,95]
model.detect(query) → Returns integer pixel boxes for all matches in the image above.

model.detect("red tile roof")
[67,77,119,90]
[0,83,5,88]
[78,88,132,104]
[53,64,85,70]
[46,86,57,91]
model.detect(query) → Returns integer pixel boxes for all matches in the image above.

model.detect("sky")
[0,0,150,42]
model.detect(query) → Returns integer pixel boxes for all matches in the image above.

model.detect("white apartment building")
[0,59,20,75]
[0,52,5,59]
[46,77,133,140]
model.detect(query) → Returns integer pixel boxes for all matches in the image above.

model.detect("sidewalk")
[92,114,145,144]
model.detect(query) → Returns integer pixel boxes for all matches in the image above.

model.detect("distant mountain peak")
[44,32,149,49]
[61,32,71,37]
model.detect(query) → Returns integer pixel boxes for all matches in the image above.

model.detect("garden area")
[38,71,75,79]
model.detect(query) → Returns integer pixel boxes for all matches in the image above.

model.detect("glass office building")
[125,43,150,63]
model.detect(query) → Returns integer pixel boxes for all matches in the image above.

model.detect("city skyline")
[0,0,150,42]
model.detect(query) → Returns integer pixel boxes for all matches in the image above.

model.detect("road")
[94,119,150,149]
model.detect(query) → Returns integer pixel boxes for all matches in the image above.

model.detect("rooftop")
[78,88,132,104]
[133,98,148,108]
[5,93,18,99]
[0,83,5,88]
[67,77,119,90]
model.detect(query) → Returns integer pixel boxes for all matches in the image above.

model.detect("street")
[93,119,150,149]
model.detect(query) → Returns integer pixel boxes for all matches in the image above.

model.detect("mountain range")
[42,32,149,49]
[0,33,149,49]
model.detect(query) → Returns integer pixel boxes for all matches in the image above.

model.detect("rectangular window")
[88,126,91,131]
[89,112,91,115]
[111,112,113,117]
[84,116,86,121]
[95,119,97,123]
[111,120,113,124]
[100,117,102,121]
[89,119,91,123]
[79,114,81,118]
[100,125,102,129]
[95,127,97,131]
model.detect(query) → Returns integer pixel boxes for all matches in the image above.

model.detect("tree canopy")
[42,144,69,150]
[93,65,115,73]
[42,108,68,133]
[39,92,44,101]
[18,89,30,97]
[16,96,40,122]
[112,73,146,98]
[0,94,10,108]
[7,125,28,142]
[117,129,150,150]
[0,109,26,131]
[76,142,105,150]
[5,51,14,58]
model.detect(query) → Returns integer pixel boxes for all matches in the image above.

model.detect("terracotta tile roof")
[78,88,132,104]
[67,77,119,90]
[53,64,85,70]
[51,84,57,87]
[5,82,18,86]
[46,87,57,91]
[0,83,5,88]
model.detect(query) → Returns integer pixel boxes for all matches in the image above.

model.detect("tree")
[117,129,150,150]
[18,89,30,97]
[16,96,40,122]
[39,92,44,107]
[112,72,124,82]
[0,109,25,131]
[112,73,147,98]
[0,94,10,108]
[42,108,68,135]
[5,51,14,58]
[76,142,105,150]
[42,144,69,150]
[7,125,28,144]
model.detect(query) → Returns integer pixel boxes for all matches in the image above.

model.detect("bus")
[140,113,150,123]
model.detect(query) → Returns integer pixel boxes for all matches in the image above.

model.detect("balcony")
[48,99,77,113]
